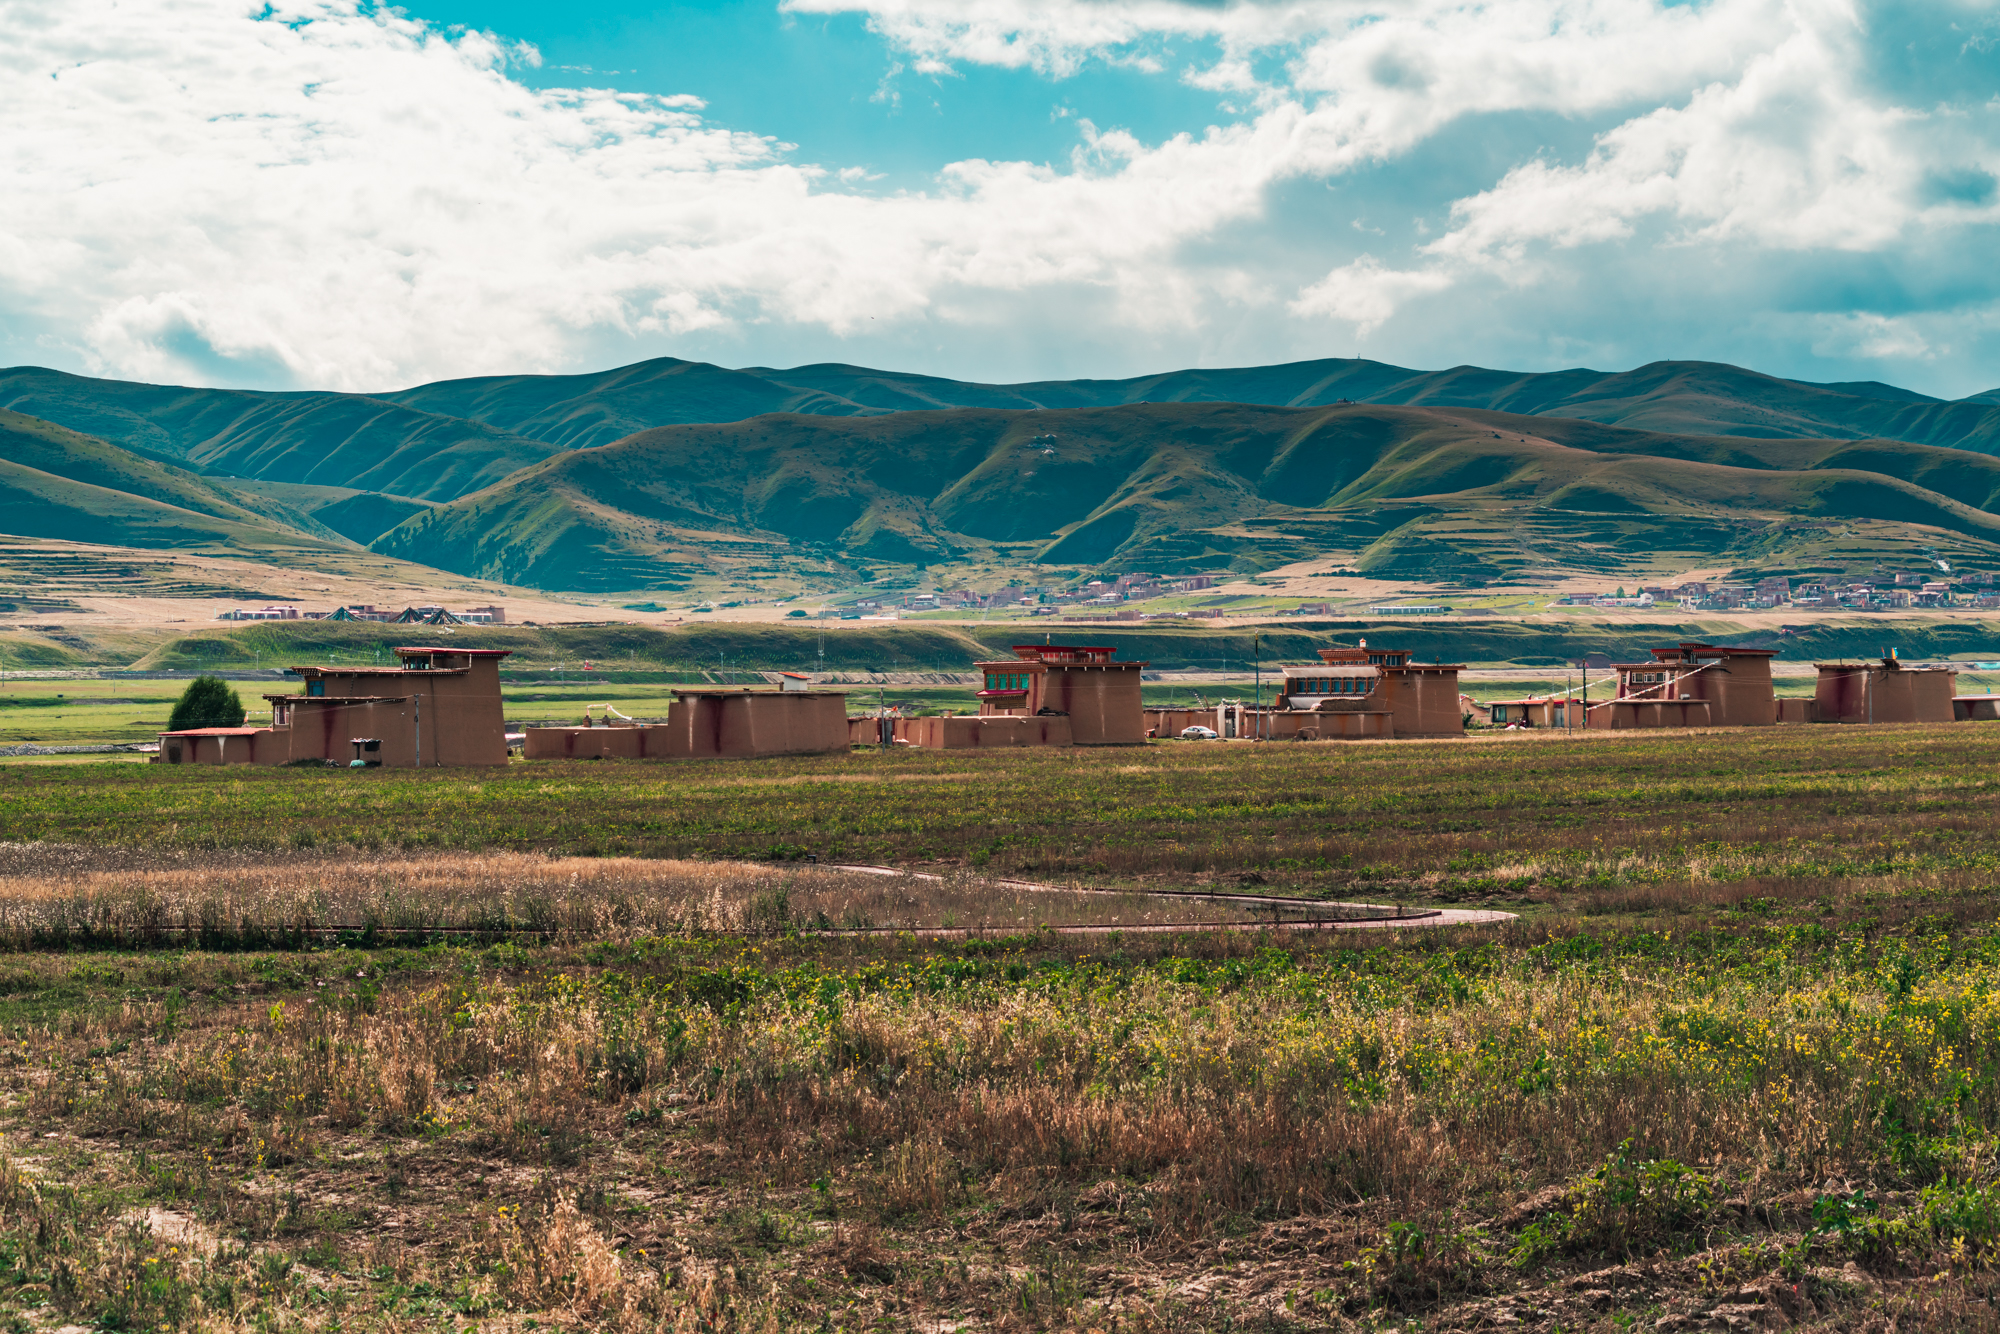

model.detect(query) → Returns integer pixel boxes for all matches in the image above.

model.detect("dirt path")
[821,863,1515,935]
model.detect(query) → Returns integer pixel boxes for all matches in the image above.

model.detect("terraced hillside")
[375,401,2000,589]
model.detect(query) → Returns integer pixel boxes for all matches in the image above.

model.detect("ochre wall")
[1695,652,1776,727]
[287,700,418,766]
[1378,668,1464,736]
[890,715,1074,749]
[527,696,847,761]
[1143,707,1393,740]
[523,726,683,760]
[1775,698,1818,724]
[1586,699,1713,730]
[412,659,510,766]
[1041,666,1145,744]
[673,693,850,758]
[1816,667,1958,724]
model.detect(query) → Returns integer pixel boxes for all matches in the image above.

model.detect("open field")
[4,728,2000,1330]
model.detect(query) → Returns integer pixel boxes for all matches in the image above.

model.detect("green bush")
[1511,1141,1717,1268]
[165,675,245,731]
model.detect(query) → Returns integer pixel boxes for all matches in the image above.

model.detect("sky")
[2,0,1998,397]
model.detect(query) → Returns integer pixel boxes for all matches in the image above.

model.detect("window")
[307,681,325,697]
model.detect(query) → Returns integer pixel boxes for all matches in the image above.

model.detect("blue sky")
[406,1,1234,188]
[2,0,1997,397]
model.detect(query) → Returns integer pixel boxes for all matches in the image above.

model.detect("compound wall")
[1042,666,1146,745]
[1815,666,1958,724]
[864,715,1075,749]
[1586,699,1714,730]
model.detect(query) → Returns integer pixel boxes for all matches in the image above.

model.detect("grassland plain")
[6,729,2000,1330]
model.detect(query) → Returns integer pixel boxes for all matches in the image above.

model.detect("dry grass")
[4,727,2000,1329]
[0,850,1321,949]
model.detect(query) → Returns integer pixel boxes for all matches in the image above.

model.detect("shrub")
[166,675,245,731]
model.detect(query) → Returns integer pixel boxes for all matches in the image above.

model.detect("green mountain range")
[375,402,2000,589]
[7,354,2000,591]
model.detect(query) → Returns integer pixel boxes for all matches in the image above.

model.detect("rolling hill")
[372,401,2000,590]
[5,358,2000,517]
[0,368,562,501]
[12,352,2000,595]
[0,410,351,554]
[375,356,2000,453]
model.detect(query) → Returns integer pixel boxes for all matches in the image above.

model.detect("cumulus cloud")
[1292,257,1452,334]
[1,0,1997,392]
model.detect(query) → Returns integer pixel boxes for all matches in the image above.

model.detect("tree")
[168,675,245,731]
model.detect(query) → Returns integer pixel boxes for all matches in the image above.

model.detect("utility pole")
[1254,633,1262,740]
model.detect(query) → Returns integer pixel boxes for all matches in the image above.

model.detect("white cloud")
[0,0,1997,393]
[1291,257,1452,334]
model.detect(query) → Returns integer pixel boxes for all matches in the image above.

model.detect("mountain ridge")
[6,357,2000,518]
[372,400,2000,591]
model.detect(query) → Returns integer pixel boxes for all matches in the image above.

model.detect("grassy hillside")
[13,356,2000,596]
[0,409,283,526]
[120,614,2000,675]
[0,410,366,556]
[370,401,2000,590]
[370,355,2000,452]
[0,368,561,501]
[379,358,890,449]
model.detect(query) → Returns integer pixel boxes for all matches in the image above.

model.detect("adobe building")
[972,643,1147,745]
[1288,645,1465,737]
[1953,694,2000,722]
[1144,643,1463,740]
[156,646,512,767]
[524,688,850,761]
[1815,658,1958,724]
[1585,642,1775,730]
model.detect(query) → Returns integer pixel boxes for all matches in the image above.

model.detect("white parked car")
[1179,725,1220,740]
